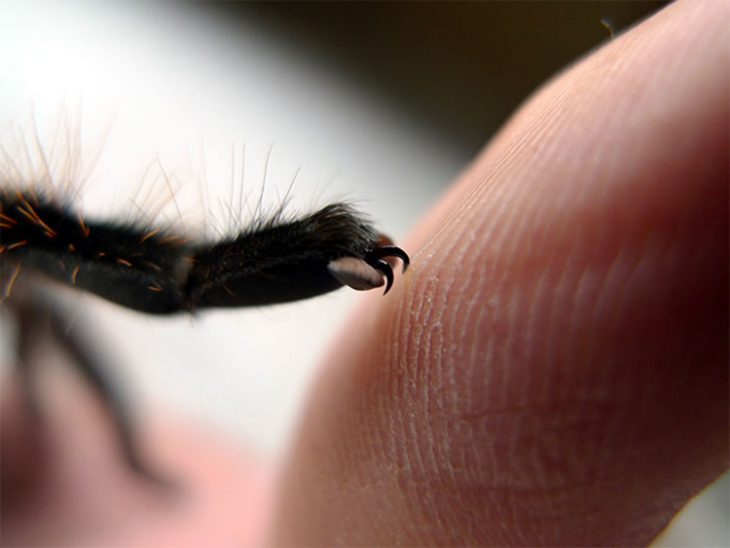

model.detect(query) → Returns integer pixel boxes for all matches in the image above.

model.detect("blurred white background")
[0,2,726,546]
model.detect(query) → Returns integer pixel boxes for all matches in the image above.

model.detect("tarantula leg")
[366,244,410,273]
[9,293,169,485]
[45,307,174,488]
[327,257,385,291]
[14,297,45,424]
[366,258,395,295]
[327,243,409,295]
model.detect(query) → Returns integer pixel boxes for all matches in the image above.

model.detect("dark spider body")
[0,189,409,483]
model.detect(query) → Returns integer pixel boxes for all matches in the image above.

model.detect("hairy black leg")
[366,244,411,273]
[0,191,187,314]
[13,294,45,424]
[183,204,409,309]
[363,243,410,295]
[45,302,172,487]
[368,258,395,295]
[9,287,170,487]
[2,190,410,488]
[1,194,410,314]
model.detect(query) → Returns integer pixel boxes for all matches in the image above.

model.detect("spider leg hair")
[1,194,409,314]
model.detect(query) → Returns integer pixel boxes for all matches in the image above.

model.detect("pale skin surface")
[1,1,728,545]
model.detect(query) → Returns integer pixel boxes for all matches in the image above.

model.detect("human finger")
[273,1,728,545]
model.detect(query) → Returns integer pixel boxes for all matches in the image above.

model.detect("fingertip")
[274,2,728,545]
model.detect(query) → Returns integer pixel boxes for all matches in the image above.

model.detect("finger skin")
[273,1,729,546]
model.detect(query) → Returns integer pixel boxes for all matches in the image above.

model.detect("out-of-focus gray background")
[0,3,726,545]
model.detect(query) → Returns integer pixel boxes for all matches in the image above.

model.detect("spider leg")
[327,243,410,295]
[327,256,385,291]
[363,242,410,295]
[365,258,395,295]
[14,295,45,424]
[366,244,411,273]
[10,287,172,488]
[45,303,173,487]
